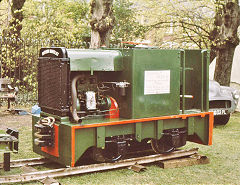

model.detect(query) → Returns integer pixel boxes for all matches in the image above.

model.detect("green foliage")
[0,36,39,102]
[21,0,143,43]
[133,0,215,49]
[66,0,90,41]
[4,0,26,39]
[112,0,147,43]
[21,0,90,41]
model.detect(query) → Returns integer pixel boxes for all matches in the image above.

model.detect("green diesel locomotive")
[32,47,213,167]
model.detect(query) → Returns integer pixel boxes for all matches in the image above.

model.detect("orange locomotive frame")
[70,112,213,167]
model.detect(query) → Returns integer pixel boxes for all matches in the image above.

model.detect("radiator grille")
[38,58,70,116]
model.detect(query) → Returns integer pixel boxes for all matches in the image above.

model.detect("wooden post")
[3,152,10,171]
[7,99,10,110]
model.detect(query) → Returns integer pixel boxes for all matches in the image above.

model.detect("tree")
[135,0,214,49]
[112,0,147,44]
[90,0,114,48]
[0,0,26,85]
[22,0,90,42]
[134,0,240,86]
[21,0,143,47]
[210,0,240,86]
[4,0,26,38]
[0,0,10,32]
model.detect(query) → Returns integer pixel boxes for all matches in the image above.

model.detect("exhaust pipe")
[71,75,82,123]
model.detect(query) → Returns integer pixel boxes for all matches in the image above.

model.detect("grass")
[1,112,240,184]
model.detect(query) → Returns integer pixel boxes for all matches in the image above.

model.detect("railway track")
[0,157,50,169]
[0,148,199,184]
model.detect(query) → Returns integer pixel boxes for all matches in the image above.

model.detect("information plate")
[144,70,170,95]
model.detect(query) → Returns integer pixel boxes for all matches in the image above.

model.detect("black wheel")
[92,146,124,163]
[214,114,230,125]
[151,138,175,154]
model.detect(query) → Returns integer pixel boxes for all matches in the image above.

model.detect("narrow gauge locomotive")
[32,47,213,167]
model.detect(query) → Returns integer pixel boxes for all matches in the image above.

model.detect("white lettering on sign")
[213,109,227,115]
[42,49,60,57]
[144,70,170,95]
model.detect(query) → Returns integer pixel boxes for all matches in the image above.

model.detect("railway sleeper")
[0,148,210,184]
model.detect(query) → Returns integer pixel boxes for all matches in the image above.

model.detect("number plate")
[213,109,227,115]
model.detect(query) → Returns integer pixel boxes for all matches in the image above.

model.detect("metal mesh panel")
[38,58,70,116]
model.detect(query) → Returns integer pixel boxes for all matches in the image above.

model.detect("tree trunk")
[3,0,26,38]
[1,0,26,83]
[211,2,240,86]
[90,0,114,48]
[215,46,236,86]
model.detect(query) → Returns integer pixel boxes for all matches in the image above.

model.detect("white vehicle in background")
[209,80,239,125]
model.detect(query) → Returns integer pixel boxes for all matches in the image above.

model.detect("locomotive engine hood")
[67,49,123,72]
[39,47,124,72]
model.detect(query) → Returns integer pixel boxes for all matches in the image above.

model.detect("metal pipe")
[71,75,82,123]
[201,50,208,112]
[180,49,185,114]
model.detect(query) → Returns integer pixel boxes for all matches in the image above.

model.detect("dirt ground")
[0,107,32,130]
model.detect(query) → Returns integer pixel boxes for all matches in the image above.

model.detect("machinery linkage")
[34,117,55,147]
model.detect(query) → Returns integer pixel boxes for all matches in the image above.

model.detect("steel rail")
[0,148,198,184]
[0,158,50,169]
[0,150,154,169]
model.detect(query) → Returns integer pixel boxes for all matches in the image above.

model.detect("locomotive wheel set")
[33,47,213,167]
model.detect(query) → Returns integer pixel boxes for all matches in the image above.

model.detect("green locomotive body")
[32,48,213,167]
